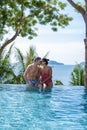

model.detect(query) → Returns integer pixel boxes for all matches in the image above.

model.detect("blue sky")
[14,1,85,65]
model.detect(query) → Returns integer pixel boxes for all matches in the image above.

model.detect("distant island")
[48,61,85,66]
[49,60,64,65]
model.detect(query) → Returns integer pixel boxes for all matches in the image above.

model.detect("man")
[23,57,41,87]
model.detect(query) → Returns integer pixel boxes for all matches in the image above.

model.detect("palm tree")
[15,45,37,71]
[70,64,84,86]
[25,46,37,67]
[0,45,17,83]
[0,44,27,84]
[15,47,25,74]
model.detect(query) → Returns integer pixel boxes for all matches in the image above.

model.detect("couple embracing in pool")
[23,57,53,90]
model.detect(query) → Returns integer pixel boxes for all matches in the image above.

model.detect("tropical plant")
[14,47,26,74]
[25,46,37,67]
[15,45,37,68]
[0,45,16,83]
[70,64,84,86]
[0,44,26,84]
[0,0,72,55]
[54,80,64,85]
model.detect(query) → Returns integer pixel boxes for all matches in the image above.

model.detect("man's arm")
[23,65,30,83]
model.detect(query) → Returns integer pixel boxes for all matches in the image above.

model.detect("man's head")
[34,57,41,65]
[34,57,41,62]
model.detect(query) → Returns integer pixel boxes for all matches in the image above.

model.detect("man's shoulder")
[27,63,33,68]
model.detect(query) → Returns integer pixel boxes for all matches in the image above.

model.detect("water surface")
[0,84,87,130]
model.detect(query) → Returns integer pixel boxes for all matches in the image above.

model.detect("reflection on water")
[82,88,87,113]
[0,84,87,130]
[78,88,87,129]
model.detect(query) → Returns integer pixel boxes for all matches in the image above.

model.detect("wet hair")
[41,58,49,65]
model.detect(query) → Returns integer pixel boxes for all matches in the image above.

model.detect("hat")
[34,57,41,62]
[41,58,49,65]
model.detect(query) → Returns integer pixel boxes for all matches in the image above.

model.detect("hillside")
[49,60,64,65]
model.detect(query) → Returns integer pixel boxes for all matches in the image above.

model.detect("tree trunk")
[66,0,87,87]
[84,18,87,87]
[0,0,23,55]
[84,0,87,87]
[84,38,87,87]
[0,30,20,55]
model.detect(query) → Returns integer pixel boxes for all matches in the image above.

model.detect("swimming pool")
[0,84,87,130]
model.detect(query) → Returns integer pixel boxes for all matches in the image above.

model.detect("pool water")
[0,84,87,130]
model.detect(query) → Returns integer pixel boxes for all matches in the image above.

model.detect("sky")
[12,1,85,65]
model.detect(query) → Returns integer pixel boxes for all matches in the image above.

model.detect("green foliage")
[0,44,14,83]
[0,0,72,41]
[70,64,84,86]
[15,47,25,73]
[0,54,15,84]
[58,2,67,10]
[54,80,63,85]
[25,46,37,67]
[76,2,85,10]
[0,45,26,84]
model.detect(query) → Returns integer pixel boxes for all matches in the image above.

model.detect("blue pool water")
[0,84,87,130]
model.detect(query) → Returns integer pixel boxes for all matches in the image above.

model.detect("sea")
[51,64,75,85]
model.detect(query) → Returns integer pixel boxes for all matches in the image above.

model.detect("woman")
[40,58,53,90]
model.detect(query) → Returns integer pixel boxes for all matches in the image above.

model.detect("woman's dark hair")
[41,58,49,65]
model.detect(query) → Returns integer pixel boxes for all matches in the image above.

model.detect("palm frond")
[15,47,25,72]
[25,46,37,67]
[5,44,14,59]
[70,64,84,86]
[42,51,49,58]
